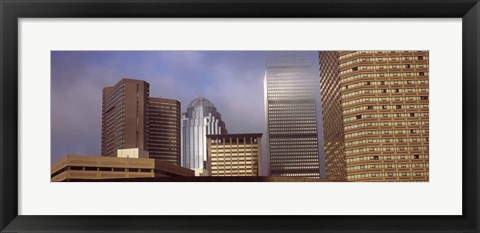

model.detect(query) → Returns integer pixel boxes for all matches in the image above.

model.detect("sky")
[51,51,325,177]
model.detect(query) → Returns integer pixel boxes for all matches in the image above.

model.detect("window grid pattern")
[265,57,321,178]
[340,51,429,182]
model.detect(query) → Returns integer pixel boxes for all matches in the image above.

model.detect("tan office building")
[319,51,429,182]
[206,133,262,176]
[51,155,194,182]
[101,78,181,165]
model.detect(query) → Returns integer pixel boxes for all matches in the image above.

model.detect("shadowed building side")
[147,97,181,166]
[319,51,348,181]
[101,78,149,157]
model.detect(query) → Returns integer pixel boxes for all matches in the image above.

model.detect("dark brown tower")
[147,97,181,165]
[102,78,149,157]
[101,79,182,166]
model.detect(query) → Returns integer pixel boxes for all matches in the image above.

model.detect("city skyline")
[51,50,429,182]
[51,51,317,163]
[51,51,322,178]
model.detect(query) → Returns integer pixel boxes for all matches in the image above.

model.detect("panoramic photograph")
[51,50,429,182]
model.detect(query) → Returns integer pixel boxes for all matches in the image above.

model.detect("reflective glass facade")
[181,97,227,170]
[264,57,321,178]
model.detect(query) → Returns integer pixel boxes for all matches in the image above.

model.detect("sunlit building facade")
[181,97,227,172]
[264,57,321,178]
[319,51,429,182]
[206,133,262,176]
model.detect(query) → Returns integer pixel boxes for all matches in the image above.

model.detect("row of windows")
[270,124,317,128]
[345,129,429,138]
[342,96,428,107]
[344,112,429,122]
[270,166,320,170]
[339,51,427,59]
[276,173,320,177]
[211,161,256,164]
[103,83,125,104]
[270,137,318,142]
[340,72,430,83]
[345,137,429,146]
[340,56,428,67]
[341,80,429,91]
[210,153,258,157]
[343,104,429,114]
[346,154,429,162]
[342,88,429,98]
[341,64,428,74]
[270,160,319,165]
[345,121,428,130]
[347,171,429,179]
[269,114,317,119]
[269,120,317,124]
[346,146,429,155]
[347,163,428,171]
[270,141,318,145]
[267,83,315,89]
[270,129,318,134]
[268,107,316,111]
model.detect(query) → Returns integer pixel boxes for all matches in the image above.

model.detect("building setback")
[181,97,227,172]
[101,78,181,165]
[264,56,321,178]
[206,133,262,176]
[319,51,429,182]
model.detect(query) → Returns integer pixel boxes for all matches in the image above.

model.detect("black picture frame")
[1,0,479,232]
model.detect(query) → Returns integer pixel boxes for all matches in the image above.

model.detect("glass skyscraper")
[264,56,321,178]
[181,97,227,174]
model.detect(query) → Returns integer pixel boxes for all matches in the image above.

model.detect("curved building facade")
[181,97,227,171]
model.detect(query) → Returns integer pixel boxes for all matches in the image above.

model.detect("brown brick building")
[319,51,429,182]
[147,97,181,165]
[101,78,181,165]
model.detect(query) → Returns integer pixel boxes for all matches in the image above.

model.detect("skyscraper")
[319,51,347,181]
[102,78,149,157]
[147,97,181,165]
[264,56,321,178]
[319,51,429,182]
[101,78,181,165]
[181,97,227,173]
[206,133,262,176]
